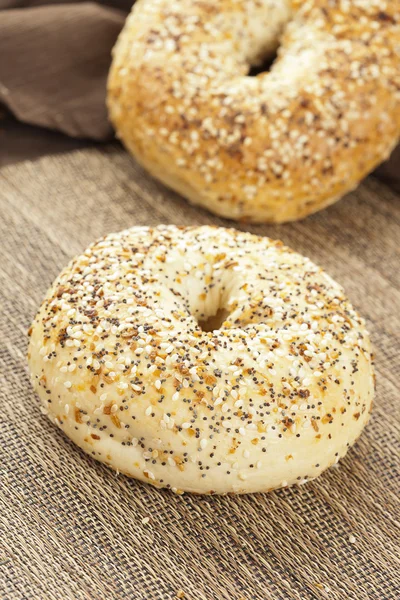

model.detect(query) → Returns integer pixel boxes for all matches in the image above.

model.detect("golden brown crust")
[108,0,400,223]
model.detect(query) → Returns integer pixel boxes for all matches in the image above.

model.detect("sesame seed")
[349,535,356,544]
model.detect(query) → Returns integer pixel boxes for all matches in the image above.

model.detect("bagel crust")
[107,0,400,223]
[28,226,374,494]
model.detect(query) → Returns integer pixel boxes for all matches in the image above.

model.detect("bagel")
[28,225,374,494]
[107,0,400,223]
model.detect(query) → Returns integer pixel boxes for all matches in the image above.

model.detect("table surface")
[1,118,399,600]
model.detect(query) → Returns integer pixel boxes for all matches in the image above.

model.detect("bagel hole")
[248,51,278,77]
[198,308,230,333]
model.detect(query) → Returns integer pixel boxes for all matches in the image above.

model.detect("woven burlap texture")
[1,146,399,600]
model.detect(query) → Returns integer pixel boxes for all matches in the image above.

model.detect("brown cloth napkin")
[0,1,133,140]
[0,0,399,185]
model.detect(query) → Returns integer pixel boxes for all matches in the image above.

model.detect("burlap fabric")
[1,145,399,599]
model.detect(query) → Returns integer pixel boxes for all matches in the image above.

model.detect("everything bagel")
[107,0,400,223]
[28,226,374,494]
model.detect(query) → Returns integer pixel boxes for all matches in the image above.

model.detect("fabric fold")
[0,2,127,139]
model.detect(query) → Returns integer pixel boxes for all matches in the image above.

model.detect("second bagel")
[108,0,400,223]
